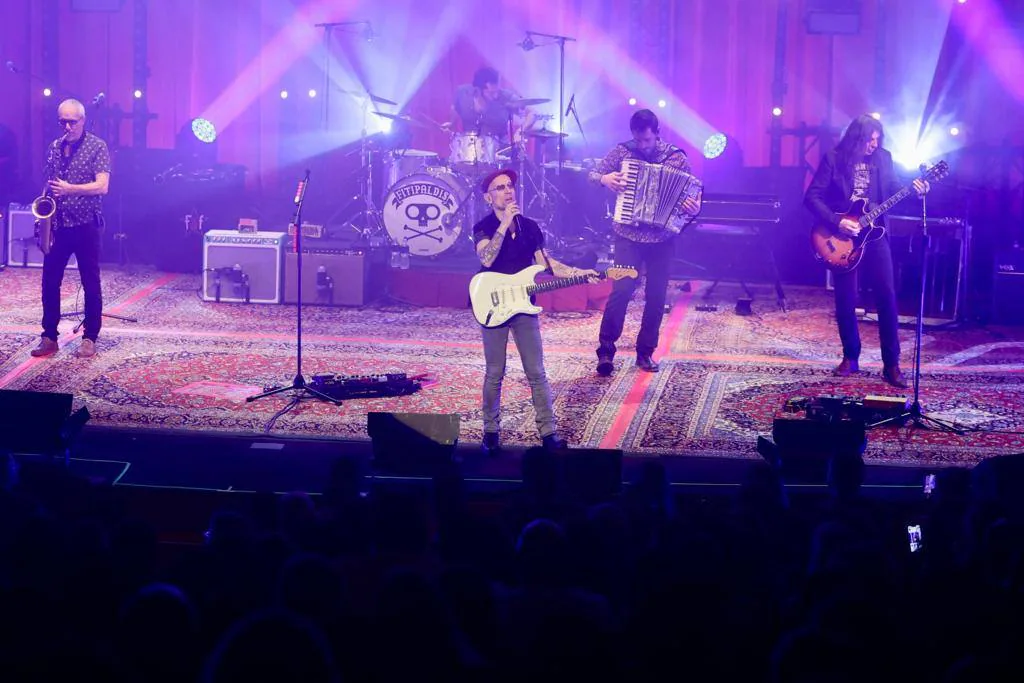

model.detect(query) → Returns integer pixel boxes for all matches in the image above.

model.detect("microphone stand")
[869,169,960,434]
[314,20,372,129]
[247,170,341,428]
[522,30,576,174]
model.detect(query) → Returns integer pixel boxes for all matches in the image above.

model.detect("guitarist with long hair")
[805,114,929,388]
[473,168,598,456]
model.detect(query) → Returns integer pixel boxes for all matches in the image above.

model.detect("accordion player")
[612,158,702,235]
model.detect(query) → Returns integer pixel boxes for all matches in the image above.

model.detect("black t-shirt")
[472,212,545,275]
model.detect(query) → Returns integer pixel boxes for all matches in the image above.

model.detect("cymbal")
[506,97,551,108]
[369,93,398,106]
[372,111,430,129]
[526,128,568,139]
[338,89,398,106]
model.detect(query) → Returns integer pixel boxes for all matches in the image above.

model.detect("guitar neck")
[527,273,596,295]
[863,184,914,225]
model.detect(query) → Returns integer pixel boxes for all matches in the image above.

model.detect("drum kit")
[334,96,591,260]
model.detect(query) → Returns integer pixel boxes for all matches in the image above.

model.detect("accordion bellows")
[613,158,701,230]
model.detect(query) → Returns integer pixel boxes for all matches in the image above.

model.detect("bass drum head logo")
[383,173,466,257]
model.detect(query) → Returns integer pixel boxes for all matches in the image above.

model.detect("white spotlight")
[133,89,143,99]
[950,126,960,137]
[870,112,882,120]
[308,89,317,98]
[628,97,637,106]
[280,90,289,100]
[42,87,52,97]
[772,106,783,117]
[657,99,667,109]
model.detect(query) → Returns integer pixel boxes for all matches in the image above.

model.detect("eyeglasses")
[58,118,82,126]
[488,182,515,193]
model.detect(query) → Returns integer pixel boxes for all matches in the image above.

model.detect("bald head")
[57,99,87,141]
[58,99,86,119]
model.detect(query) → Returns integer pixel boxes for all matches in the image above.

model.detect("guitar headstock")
[922,160,949,182]
[606,265,639,280]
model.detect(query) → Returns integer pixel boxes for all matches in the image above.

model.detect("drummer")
[445,66,536,143]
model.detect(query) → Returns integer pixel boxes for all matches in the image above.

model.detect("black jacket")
[804,147,901,228]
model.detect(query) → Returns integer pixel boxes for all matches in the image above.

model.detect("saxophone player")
[30,99,111,359]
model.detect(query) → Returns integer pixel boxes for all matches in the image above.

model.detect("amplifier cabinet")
[993,248,1024,325]
[202,230,285,304]
[283,249,369,306]
[5,203,79,269]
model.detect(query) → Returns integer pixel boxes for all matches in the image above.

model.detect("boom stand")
[522,29,576,173]
[247,170,341,427]
[869,179,960,434]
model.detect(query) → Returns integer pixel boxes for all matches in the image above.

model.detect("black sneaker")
[482,432,500,456]
[597,355,614,376]
[542,433,568,452]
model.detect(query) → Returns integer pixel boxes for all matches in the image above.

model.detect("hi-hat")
[506,97,551,108]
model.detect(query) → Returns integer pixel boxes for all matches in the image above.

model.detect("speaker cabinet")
[5,203,79,269]
[202,230,285,304]
[284,250,369,306]
[367,412,460,473]
[0,389,73,454]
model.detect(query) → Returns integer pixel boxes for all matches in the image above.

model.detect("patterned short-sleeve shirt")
[45,131,111,229]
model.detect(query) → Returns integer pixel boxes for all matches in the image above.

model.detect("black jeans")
[597,234,674,359]
[831,235,900,368]
[41,220,103,342]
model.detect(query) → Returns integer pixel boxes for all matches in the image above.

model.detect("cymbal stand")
[335,99,385,240]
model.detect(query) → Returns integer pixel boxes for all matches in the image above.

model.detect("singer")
[804,114,929,388]
[30,99,111,359]
[472,168,597,456]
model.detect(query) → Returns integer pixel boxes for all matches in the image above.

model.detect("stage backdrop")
[1,0,1021,198]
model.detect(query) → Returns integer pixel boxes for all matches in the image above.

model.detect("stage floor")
[2,264,1024,469]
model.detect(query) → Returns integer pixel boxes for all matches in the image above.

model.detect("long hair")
[834,114,884,178]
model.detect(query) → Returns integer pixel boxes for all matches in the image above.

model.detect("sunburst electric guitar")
[810,160,949,272]
[469,264,638,328]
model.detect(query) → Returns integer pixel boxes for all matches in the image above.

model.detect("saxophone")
[32,134,65,255]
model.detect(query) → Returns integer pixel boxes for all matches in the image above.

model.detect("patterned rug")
[2,266,1023,466]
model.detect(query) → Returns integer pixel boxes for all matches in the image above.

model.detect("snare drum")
[383,170,471,257]
[385,149,440,187]
[449,133,498,170]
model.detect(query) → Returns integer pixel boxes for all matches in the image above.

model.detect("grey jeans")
[480,313,556,438]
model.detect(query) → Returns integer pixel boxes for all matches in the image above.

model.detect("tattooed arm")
[476,226,510,268]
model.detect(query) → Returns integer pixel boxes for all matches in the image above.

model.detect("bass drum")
[383,170,471,257]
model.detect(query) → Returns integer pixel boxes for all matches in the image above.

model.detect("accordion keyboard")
[613,158,699,229]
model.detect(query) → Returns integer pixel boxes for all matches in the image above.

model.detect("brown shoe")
[832,358,859,377]
[883,366,908,389]
[75,339,97,359]
[30,338,58,358]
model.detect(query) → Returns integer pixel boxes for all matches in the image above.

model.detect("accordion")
[612,159,702,231]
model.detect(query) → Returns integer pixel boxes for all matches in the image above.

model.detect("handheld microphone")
[518,35,535,51]
[91,92,106,105]
[564,93,575,118]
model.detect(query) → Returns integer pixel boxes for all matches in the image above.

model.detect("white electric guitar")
[469,264,638,328]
